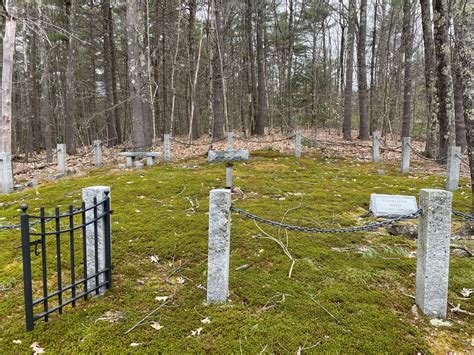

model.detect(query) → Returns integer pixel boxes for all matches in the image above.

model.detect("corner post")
[20,205,34,331]
[225,163,233,189]
[295,131,302,159]
[416,188,452,319]
[57,143,67,175]
[227,132,234,151]
[164,134,172,161]
[207,189,232,303]
[82,186,111,296]
[372,131,380,163]
[445,146,461,191]
[93,140,102,167]
[401,137,410,173]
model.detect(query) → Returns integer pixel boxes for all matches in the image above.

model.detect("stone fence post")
[164,134,172,161]
[82,186,111,296]
[227,132,234,151]
[57,144,67,175]
[226,163,233,189]
[401,137,410,173]
[295,131,302,159]
[0,152,13,194]
[93,140,102,167]
[445,146,461,191]
[372,131,380,163]
[207,189,232,303]
[416,188,452,319]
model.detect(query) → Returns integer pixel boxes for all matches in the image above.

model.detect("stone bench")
[119,152,161,167]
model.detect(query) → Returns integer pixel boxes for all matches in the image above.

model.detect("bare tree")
[401,0,414,139]
[343,0,356,140]
[64,0,77,154]
[357,0,369,140]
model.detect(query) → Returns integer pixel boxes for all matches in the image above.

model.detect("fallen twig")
[125,301,170,335]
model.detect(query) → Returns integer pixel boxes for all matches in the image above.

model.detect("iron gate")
[20,192,112,331]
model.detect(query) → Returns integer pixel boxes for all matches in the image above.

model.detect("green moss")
[0,150,472,353]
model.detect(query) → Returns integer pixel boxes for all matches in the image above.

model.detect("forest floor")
[12,129,471,185]
[0,141,472,352]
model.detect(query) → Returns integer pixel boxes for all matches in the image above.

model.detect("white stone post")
[207,189,232,303]
[82,186,111,296]
[57,143,67,175]
[225,163,233,189]
[401,137,410,173]
[164,134,172,161]
[227,132,234,151]
[93,140,102,167]
[372,131,380,163]
[295,131,302,159]
[416,189,452,319]
[445,146,461,191]
[0,152,13,194]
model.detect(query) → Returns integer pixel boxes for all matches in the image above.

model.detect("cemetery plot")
[0,150,472,352]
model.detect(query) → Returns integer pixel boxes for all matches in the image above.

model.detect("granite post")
[207,189,232,303]
[82,186,111,296]
[295,131,302,159]
[401,137,410,173]
[445,146,461,191]
[0,152,13,194]
[57,144,67,174]
[164,134,172,161]
[416,189,452,319]
[372,131,380,163]
[225,163,233,189]
[227,132,234,151]
[93,140,102,167]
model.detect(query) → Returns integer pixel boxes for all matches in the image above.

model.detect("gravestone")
[57,143,67,175]
[208,150,249,163]
[372,131,380,163]
[295,131,302,158]
[369,193,418,217]
[227,132,234,151]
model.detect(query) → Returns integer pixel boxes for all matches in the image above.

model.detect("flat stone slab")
[119,152,161,158]
[208,150,249,163]
[370,193,418,217]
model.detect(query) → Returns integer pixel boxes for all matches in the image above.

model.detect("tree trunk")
[212,0,226,139]
[286,0,294,129]
[65,0,77,154]
[102,0,119,146]
[401,0,413,138]
[369,0,377,133]
[187,0,200,140]
[357,0,369,140]
[433,0,455,158]
[343,0,356,140]
[420,0,438,157]
[256,0,266,136]
[0,7,16,155]
[245,0,257,134]
[454,0,473,212]
[126,0,152,149]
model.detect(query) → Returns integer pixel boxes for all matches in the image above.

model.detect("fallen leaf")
[460,288,472,298]
[150,321,163,331]
[189,327,203,337]
[31,342,45,354]
[201,317,211,324]
[13,340,21,344]
[129,343,142,347]
[155,296,169,302]
[430,319,452,327]
[149,255,159,263]
[176,276,186,284]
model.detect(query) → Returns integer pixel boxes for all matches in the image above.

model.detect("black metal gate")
[20,192,112,331]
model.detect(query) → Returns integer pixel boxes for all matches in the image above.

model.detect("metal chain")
[231,205,422,234]
[452,210,474,222]
[375,136,402,153]
[234,134,296,144]
[407,143,446,162]
[171,136,227,146]
[455,153,470,167]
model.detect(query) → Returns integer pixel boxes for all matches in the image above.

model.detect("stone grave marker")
[369,193,418,217]
[208,150,249,163]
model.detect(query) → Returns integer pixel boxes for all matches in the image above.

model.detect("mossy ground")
[0,150,472,353]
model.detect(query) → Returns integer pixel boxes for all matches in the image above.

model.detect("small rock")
[26,179,39,187]
[386,223,418,239]
[451,248,471,257]
[14,184,24,191]
[430,318,452,327]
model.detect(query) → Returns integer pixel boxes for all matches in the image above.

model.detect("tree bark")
[357,0,369,140]
[256,0,266,136]
[65,0,77,154]
[212,0,226,140]
[343,0,356,140]
[401,0,413,138]
[433,0,455,158]
[126,0,152,149]
[420,0,438,156]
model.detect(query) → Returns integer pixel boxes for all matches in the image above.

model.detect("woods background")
[0,0,472,190]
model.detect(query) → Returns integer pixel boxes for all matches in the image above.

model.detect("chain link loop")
[230,205,422,234]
